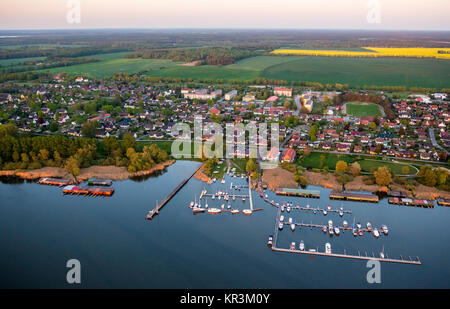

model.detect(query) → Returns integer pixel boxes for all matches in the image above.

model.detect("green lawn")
[345,102,383,117]
[299,152,417,175]
[0,56,46,67]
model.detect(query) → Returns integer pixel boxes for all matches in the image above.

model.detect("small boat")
[381,225,389,235]
[334,227,340,235]
[339,210,343,217]
[192,207,206,214]
[212,195,215,200]
[358,229,364,236]
[373,228,380,238]
[267,235,273,247]
[323,210,327,216]
[208,208,221,214]
[232,195,235,201]
[242,197,246,202]
[366,222,373,232]
[380,246,385,259]
[357,222,362,229]
[306,204,310,208]
[327,205,331,210]
[218,195,221,200]
[280,215,285,222]
[221,204,225,210]
[343,220,348,228]
[227,204,231,209]
[243,209,253,215]
[313,209,317,214]
[265,194,268,199]
[288,217,293,224]
[299,241,305,251]
[278,223,284,230]
[281,206,285,212]
[221,179,225,184]
[205,198,208,209]
[287,207,291,213]
[189,201,194,208]
[231,209,239,214]
[352,228,358,236]
[322,226,327,233]
[308,249,317,252]
[290,242,296,250]
[329,227,334,235]
[325,243,332,254]
[290,224,295,231]
[260,192,263,198]
[328,220,333,228]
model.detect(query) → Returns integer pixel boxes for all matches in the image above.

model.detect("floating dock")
[271,208,421,265]
[38,178,72,186]
[437,199,450,207]
[388,197,434,208]
[62,185,114,197]
[276,188,320,199]
[329,191,379,203]
[388,190,407,198]
[88,178,112,186]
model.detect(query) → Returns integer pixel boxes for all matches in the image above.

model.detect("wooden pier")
[388,197,434,208]
[330,191,379,203]
[39,178,72,186]
[147,165,201,220]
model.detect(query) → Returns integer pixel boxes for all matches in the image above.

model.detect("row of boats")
[280,202,346,217]
[189,197,252,215]
[278,217,388,238]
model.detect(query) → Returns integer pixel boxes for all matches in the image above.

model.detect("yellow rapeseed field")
[271,47,450,59]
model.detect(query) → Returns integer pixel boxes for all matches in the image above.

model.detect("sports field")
[344,102,384,117]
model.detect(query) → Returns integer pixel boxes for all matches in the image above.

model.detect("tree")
[246,159,257,175]
[349,162,361,176]
[81,121,97,138]
[304,147,312,157]
[335,160,348,174]
[373,166,392,186]
[65,156,80,179]
[309,125,318,141]
[401,166,410,175]
[369,122,377,131]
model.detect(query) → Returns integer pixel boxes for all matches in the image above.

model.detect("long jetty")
[147,165,201,220]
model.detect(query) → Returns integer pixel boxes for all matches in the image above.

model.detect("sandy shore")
[0,160,175,182]
[193,163,211,183]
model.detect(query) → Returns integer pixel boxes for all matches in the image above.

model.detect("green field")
[259,56,450,89]
[25,52,450,88]
[299,152,417,175]
[345,102,383,117]
[0,56,46,67]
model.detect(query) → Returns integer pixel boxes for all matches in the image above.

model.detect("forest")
[0,124,169,175]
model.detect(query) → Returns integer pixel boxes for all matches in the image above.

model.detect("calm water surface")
[0,160,449,288]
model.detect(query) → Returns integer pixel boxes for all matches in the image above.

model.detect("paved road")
[429,128,445,151]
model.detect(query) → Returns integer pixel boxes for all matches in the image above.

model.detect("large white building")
[183,89,223,100]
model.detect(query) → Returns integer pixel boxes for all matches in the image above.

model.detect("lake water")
[0,160,449,288]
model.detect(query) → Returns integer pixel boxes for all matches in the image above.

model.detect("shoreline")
[0,160,176,183]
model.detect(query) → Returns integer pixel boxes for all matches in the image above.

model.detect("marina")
[437,199,450,207]
[329,191,379,203]
[271,205,421,265]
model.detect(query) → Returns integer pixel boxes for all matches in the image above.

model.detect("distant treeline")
[126,47,262,65]
[0,57,99,74]
[0,46,127,60]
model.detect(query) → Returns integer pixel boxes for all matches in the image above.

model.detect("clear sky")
[0,0,449,31]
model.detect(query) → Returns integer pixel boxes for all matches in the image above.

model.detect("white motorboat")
[329,227,334,235]
[381,225,389,235]
[192,207,206,214]
[231,209,239,214]
[325,243,332,254]
[278,222,284,230]
[281,206,285,212]
[287,207,291,213]
[290,224,295,231]
[267,235,273,247]
[334,227,340,235]
[288,217,293,224]
[189,201,194,208]
[339,210,343,217]
[343,220,348,228]
[243,209,253,215]
[323,209,327,216]
[366,222,373,232]
[212,195,215,200]
[221,179,225,184]
[299,241,305,251]
[221,204,225,209]
[328,220,333,228]
[208,208,221,214]
[290,242,296,250]
[373,228,380,238]
[380,246,385,259]
[280,215,285,222]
